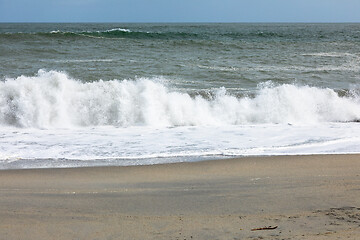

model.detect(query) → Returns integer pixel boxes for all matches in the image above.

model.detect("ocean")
[1,23,360,169]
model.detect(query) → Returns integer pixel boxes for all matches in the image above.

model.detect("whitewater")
[0,70,360,169]
[1,70,360,128]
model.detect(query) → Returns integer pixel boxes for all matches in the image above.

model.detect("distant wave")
[1,27,358,41]
[103,28,131,33]
[0,28,200,40]
[1,30,286,40]
[2,28,317,41]
[1,70,360,128]
[79,28,199,39]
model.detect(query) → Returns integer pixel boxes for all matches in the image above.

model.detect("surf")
[1,70,359,129]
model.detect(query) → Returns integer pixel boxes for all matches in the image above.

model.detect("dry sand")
[0,154,359,239]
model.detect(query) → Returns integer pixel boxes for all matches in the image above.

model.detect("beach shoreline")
[1,154,359,239]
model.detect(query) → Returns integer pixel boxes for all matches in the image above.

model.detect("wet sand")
[0,154,359,239]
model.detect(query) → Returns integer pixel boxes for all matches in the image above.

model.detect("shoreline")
[2,152,360,171]
[1,154,359,239]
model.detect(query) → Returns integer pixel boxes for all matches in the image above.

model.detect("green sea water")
[1,23,360,94]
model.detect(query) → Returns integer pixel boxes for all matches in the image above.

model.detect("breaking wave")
[1,70,360,128]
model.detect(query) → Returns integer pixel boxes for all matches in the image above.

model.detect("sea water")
[1,23,360,169]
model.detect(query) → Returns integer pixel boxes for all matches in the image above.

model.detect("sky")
[1,0,360,23]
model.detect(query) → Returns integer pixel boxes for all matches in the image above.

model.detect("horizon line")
[1,21,360,24]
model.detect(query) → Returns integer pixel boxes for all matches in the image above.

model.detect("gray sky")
[1,0,360,23]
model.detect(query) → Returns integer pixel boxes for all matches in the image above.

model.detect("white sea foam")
[103,28,131,33]
[0,70,359,128]
[0,70,360,168]
[0,123,360,169]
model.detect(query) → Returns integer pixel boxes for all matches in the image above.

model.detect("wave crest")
[0,28,199,40]
[1,70,359,128]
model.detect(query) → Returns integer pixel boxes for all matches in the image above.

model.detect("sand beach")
[0,154,359,239]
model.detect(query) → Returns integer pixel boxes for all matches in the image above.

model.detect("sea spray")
[1,70,360,128]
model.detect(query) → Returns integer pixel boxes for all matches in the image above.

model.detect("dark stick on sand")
[251,226,278,231]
